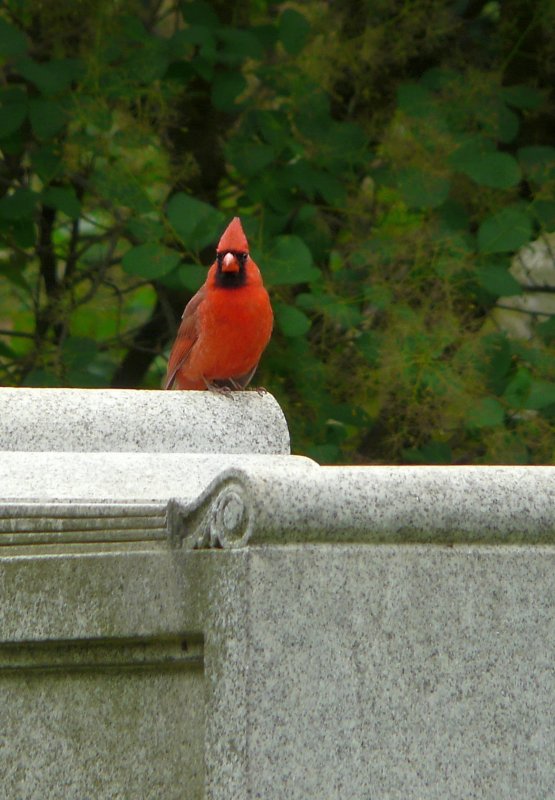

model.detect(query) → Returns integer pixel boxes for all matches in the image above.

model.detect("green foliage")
[166,193,224,252]
[1,0,555,465]
[122,244,181,279]
[477,208,533,254]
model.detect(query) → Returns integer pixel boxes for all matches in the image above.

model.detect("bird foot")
[204,378,236,398]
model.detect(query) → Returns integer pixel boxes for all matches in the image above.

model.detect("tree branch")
[110,287,184,388]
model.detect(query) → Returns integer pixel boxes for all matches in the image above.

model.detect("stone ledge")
[0,387,290,454]
[3,450,555,548]
[169,464,555,547]
[0,451,314,505]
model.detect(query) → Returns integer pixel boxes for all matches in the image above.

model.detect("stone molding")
[4,461,555,549]
[0,501,166,546]
[168,464,555,548]
[0,387,290,454]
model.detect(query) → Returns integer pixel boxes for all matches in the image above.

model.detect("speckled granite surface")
[211,544,555,800]
[171,464,555,547]
[0,451,314,504]
[1,389,554,799]
[0,387,290,454]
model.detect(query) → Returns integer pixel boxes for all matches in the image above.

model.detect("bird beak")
[221,252,240,273]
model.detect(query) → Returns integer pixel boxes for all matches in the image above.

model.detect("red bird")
[165,217,273,391]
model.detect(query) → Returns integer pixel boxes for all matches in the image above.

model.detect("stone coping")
[0,387,290,454]
[1,455,555,547]
[169,464,555,548]
[0,451,314,503]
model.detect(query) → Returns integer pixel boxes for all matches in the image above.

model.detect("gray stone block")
[1,390,554,799]
[0,387,290,454]
[5,538,551,799]
[0,549,206,800]
[210,544,555,800]
[170,463,555,546]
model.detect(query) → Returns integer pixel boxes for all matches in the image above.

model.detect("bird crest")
[217,217,249,254]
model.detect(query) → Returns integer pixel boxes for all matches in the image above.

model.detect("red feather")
[165,217,273,391]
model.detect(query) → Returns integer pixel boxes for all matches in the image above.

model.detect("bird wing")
[164,287,205,389]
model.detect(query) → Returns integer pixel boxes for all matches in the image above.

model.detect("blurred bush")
[1,0,554,464]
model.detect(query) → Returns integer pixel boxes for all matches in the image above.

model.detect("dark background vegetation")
[1,0,555,463]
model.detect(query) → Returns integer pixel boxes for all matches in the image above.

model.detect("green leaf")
[319,121,367,167]
[92,168,153,214]
[217,28,264,62]
[533,201,555,230]
[251,24,278,50]
[31,146,63,183]
[263,236,321,287]
[73,96,113,132]
[0,18,28,57]
[177,264,208,291]
[175,25,217,66]
[17,58,83,94]
[0,188,38,220]
[477,207,532,254]
[448,136,496,169]
[476,262,522,297]
[176,24,215,49]
[311,171,346,204]
[307,443,341,464]
[0,259,32,293]
[398,169,450,209]
[356,332,381,366]
[0,340,16,358]
[11,218,35,248]
[226,141,275,177]
[0,99,27,138]
[397,83,433,117]
[403,441,452,465]
[42,187,81,219]
[419,67,459,90]
[455,151,521,189]
[62,337,101,386]
[438,199,472,233]
[193,56,215,81]
[518,146,555,184]
[166,193,224,251]
[124,42,170,84]
[28,99,66,139]
[296,292,363,327]
[279,9,310,54]
[22,369,59,388]
[181,0,219,27]
[525,380,555,411]
[296,89,332,138]
[122,243,181,279]
[482,333,512,394]
[275,302,311,337]
[502,368,532,408]
[502,85,543,110]
[211,71,246,112]
[363,285,393,310]
[496,105,519,143]
[121,15,150,43]
[159,263,207,292]
[126,217,165,243]
[536,316,555,343]
[255,110,291,147]
[465,397,505,429]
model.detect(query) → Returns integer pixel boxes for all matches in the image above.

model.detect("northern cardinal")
[165,217,273,391]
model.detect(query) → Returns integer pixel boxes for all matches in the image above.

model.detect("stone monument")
[0,387,553,799]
